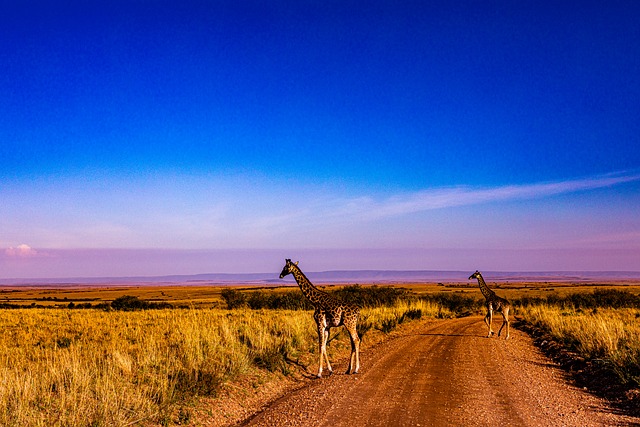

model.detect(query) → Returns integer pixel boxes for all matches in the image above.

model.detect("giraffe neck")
[289,264,326,306]
[476,274,496,300]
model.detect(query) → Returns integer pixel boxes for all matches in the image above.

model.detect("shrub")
[332,285,411,308]
[400,308,422,322]
[221,288,247,309]
[111,295,172,311]
[377,317,398,333]
[245,290,312,310]
[421,293,482,315]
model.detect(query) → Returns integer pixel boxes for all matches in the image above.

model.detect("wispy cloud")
[2,171,638,252]
[224,171,640,241]
[348,172,640,220]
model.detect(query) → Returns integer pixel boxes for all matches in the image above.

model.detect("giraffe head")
[469,270,482,280]
[279,259,299,279]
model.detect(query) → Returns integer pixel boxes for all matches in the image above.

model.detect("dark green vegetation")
[514,288,640,309]
[0,294,173,310]
[221,285,414,310]
[222,286,640,312]
[3,286,639,313]
[110,295,173,311]
[221,285,454,311]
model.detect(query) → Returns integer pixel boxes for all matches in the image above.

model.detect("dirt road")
[244,316,638,427]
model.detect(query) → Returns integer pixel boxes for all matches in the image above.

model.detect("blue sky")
[1,1,639,277]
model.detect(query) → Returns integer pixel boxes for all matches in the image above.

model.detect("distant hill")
[1,270,640,286]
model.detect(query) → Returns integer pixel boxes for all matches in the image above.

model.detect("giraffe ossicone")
[279,258,361,378]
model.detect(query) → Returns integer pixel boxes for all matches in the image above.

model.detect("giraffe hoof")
[345,366,360,375]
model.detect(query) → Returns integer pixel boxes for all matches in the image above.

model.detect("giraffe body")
[469,270,511,339]
[279,259,360,377]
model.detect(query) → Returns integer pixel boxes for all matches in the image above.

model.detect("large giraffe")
[469,270,511,339]
[279,259,360,378]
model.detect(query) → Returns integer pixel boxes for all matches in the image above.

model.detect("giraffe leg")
[323,328,333,375]
[505,312,510,339]
[485,309,494,337]
[497,314,506,337]
[315,315,329,378]
[345,323,360,374]
[316,327,325,378]
[498,308,510,339]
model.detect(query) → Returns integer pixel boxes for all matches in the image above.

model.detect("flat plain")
[3,280,640,307]
[1,281,639,426]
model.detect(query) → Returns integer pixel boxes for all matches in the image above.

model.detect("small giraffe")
[469,270,511,339]
[279,259,360,378]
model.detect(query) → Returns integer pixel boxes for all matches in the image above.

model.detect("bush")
[236,285,413,310]
[400,308,422,322]
[332,285,411,308]
[221,288,247,309]
[377,317,398,333]
[421,293,482,315]
[220,285,489,315]
[111,295,172,311]
[245,290,313,310]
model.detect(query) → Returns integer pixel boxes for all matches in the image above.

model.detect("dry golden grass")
[0,300,442,426]
[518,305,640,386]
[2,282,639,425]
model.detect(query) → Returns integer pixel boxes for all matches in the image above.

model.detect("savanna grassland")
[0,284,447,427]
[1,281,639,426]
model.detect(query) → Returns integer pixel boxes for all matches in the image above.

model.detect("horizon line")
[2,269,640,285]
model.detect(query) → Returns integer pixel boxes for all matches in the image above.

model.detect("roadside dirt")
[241,316,639,427]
